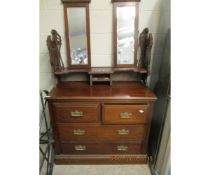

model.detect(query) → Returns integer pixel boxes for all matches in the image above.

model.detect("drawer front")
[103,104,149,124]
[53,103,100,123]
[61,142,142,154]
[57,124,146,141]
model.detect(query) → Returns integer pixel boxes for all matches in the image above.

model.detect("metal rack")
[39,90,54,175]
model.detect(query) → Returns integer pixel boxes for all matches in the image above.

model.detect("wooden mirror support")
[46,0,153,86]
[112,0,140,68]
[46,28,153,85]
[63,1,91,69]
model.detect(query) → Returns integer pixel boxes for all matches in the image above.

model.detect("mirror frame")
[113,2,139,68]
[64,3,91,69]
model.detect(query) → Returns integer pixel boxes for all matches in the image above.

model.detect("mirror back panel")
[64,3,91,68]
[113,2,139,68]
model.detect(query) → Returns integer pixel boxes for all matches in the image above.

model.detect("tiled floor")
[52,164,151,175]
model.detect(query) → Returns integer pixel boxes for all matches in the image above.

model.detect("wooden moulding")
[61,0,91,3]
[55,154,148,164]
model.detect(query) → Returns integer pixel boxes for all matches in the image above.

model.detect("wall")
[40,0,170,88]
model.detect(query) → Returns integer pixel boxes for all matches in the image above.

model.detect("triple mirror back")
[63,0,139,69]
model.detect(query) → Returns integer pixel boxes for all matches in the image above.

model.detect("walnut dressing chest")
[46,82,156,164]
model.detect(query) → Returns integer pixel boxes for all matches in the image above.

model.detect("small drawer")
[57,124,146,141]
[53,103,100,123]
[103,104,149,124]
[61,142,142,154]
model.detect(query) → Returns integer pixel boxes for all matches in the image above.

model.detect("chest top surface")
[47,82,157,101]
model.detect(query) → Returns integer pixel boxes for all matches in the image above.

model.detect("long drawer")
[103,104,149,124]
[53,103,100,123]
[61,142,143,154]
[57,124,146,141]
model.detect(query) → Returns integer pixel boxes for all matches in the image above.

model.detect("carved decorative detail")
[47,30,64,72]
[139,28,153,84]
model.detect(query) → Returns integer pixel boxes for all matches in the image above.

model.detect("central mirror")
[113,2,139,68]
[64,3,91,68]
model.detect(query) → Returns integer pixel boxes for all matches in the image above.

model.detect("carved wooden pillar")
[46,29,64,73]
[139,28,153,84]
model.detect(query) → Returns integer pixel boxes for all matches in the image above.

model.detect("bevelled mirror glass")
[64,3,91,68]
[113,2,139,68]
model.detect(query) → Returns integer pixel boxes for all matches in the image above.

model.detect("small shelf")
[54,68,89,75]
[88,68,114,75]
[89,68,113,86]
[54,67,147,75]
[92,77,111,82]
[54,67,148,86]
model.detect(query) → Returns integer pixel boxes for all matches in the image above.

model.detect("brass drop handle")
[139,109,144,113]
[73,129,85,135]
[117,145,128,151]
[117,129,129,135]
[70,110,83,117]
[119,112,132,119]
[75,145,86,151]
